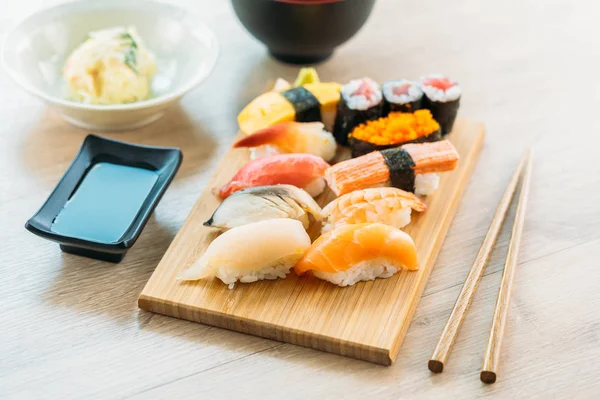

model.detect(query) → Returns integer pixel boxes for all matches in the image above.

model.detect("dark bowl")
[231,0,376,64]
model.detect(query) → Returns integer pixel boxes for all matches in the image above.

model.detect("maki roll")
[348,109,442,157]
[382,80,424,115]
[333,78,383,146]
[420,74,461,135]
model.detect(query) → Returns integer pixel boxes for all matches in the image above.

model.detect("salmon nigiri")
[217,153,330,199]
[295,223,418,287]
[233,122,337,162]
[321,187,427,233]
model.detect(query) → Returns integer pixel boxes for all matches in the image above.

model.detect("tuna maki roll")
[348,109,441,158]
[420,74,461,135]
[333,78,383,146]
[382,80,424,115]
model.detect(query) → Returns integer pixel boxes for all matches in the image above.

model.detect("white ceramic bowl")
[2,0,218,132]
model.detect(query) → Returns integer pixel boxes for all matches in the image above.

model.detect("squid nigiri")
[295,223,418,287]
[217,153,330,199]
[321,187,427,233]
[179,219,311,288]
[233,122,337,162]
[205,185,322,230]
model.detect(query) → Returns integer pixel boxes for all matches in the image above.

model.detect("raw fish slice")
[321,187,426,232]
[217,154,330,199]
[205,185,322,230]
[295,223,418,287]
[179,219,311,288]
[233,122,337,162]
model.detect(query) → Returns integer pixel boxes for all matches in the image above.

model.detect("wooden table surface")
[1,1,599,399]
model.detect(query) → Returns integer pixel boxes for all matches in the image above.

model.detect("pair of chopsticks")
[428,149,533,384]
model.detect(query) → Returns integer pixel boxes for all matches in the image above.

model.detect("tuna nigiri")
[321,187,427,233]
[179,219,311,288]
[205,185,322,230]
[295,223,418,287]
[233,122,337,162]
[217,153,330,199]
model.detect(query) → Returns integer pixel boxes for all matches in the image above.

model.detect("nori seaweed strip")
[423,96,460,136]
[380,148,416,192]
[382,97,424,116]
[333,96,382,146]
[281,87,322,123]
[349,128,442,158]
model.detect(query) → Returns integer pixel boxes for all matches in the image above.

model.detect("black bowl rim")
[25,134,183,255]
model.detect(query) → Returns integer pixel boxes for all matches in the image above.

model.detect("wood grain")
[480,150,533,383]
[2,0,600,398]
[138,120,485,365]
[428,151,526,373]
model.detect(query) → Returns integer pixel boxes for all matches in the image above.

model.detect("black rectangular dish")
[25,135,183,263]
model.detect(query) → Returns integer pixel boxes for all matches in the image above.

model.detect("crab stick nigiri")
[233,122,337,162]
[179,219,311,289]
[217,153,330,199]
[321,187,427,233]
[295,223,418,287]
[325,140,459,197]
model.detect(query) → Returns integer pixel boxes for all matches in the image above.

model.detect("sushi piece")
[294,223,418,287]
[382,80,424,115]
[204,184,322,230]
[321,187,427,233]
[217,153,330,199]
[325,140,459,197]
[348,109,441,157]
[332,78,383,146]
[233,122,337,162]
[179,219,311,288]
[237,82,342,135]
[420,74,461,135]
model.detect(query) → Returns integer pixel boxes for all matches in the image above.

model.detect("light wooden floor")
[1,1,599,399]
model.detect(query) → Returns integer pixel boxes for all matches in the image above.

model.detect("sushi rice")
[341,78,383,110]
[313,258,401,287]
[382,80,423,106]
[420,74,461,102]
[414,173,440,196]
[214,255,301,289]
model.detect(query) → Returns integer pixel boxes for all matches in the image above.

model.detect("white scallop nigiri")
[178,219,311,289]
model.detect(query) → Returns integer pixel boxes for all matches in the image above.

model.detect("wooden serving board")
[138,119,485,365]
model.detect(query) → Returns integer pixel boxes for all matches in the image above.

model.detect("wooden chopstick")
[428,151,530,373]
[480,150,533,384]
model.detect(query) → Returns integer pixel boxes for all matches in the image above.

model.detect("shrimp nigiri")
[295,223,418,287]
[321,187,427,233]
[233,122,337,162]
[179,219,311,289]
[217,153,330,199]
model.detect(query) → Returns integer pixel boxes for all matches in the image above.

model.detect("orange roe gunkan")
[350,109,440,146]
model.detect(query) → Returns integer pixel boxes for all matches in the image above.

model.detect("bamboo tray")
[138,119,485,365]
